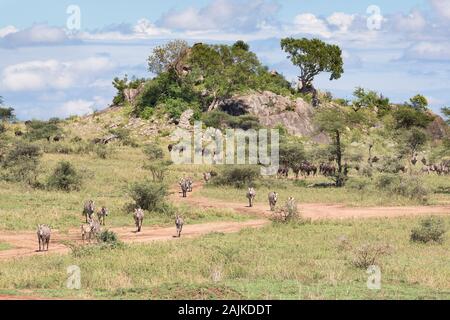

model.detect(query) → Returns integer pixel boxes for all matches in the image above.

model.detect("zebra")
[203,172,212,183]
[133,208,145,233]
[83,200,95,223]
[175,214,184,238]
[268,192,278,211]
[180,179,190,198]
[186,177,193,192]
[81,218,101,243]
[246,188,256,207]
[37,225,51,252]
[97,207,109,226]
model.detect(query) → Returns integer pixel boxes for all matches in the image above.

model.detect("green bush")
[212,165,260,188]
[1,141,42,185]
[346,177,370,191]
[47,161,82,191]
[375,174,429,202]
[143,160,172,182]
[97,230,123,248]
[95,144,113,159]
[128,181,168,212]
[411,217,446,244]
[143,143,164,161]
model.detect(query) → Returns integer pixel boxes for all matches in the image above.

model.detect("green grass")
[0,147,252,231]
[0,242,13,251]
[0,217,448,300]
[199,174,450,207]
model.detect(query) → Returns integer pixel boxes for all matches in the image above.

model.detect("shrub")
[213,165,260,188]
[346,177,370,191]
[144,160,172,182]
[95,144,113,159]
[97,230,123,248]
[375,174,429,202]
[24,120,62,142]
[411,217,446,244]
[351,243,393,269]
[47,161,82,191]
[128,181,168,211]
[1,141,42,185]
[271,198,303,223]
[143,143,164,161]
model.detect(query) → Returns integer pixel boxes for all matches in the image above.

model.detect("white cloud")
[56,99,96,118]
[404,41,450,60]
[1,57,115,92]
[327,12,355,32]
[429,0,450,20]
[0,25,18,38]
[292,14,331,38]
[394,9,427,32]
[158,0,279,32]
[0,24,71,47]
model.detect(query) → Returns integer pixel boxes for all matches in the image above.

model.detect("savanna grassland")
[0,39,449,300]
[0,218,449,300]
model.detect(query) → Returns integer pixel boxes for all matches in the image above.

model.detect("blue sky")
[1,0,449,119]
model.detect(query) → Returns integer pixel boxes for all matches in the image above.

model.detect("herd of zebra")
[36,200,185,252]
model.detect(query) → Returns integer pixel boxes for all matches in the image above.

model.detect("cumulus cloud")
[291,14,331,38]
[1,57,115,92]
[393,9,427,32]
[327,12,355,32]
[429,0,450,20]
[0,25,18,38]
[404,42,450,61]
[0,24,74,47]
[54,96,110,118]
[158,0,279,32]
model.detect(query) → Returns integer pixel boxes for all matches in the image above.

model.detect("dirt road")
[0,183,448,262]
[173,184,450,220]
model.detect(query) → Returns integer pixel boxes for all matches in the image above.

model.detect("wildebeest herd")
[278,162,337,179]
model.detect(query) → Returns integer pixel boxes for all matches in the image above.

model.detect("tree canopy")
[281,37,344,106]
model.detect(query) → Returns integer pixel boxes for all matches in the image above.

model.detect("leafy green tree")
[314,106,368,186]
[409,94,428,112]
[401,128,428,159]
[279,143,306,178]
[0,97,16,123]
[352,87,390,114]
[147,40,189,77]
[281,37,344,106]
[393,105,434,129]
[442,107,450,125]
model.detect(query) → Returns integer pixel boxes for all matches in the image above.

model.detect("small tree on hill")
[281,37,344,106]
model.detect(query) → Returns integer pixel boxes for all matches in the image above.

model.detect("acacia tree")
[442,107,450,125]
[352,87,390,114]
[0,96,16,123]
[281,38,344,106]
[147,40,190,78]
[409,94,428,112]
[315,106,368,187]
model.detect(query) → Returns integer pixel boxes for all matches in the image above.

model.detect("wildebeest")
[133,208,144,232]
[180,178,190,198]
[37,225,51,252]
[203,172,212,183]
[83,200,95,223]
[320,163,336,176]
[175,214,184,238]
[300,162,317,177]
[268,192,278,211]
[246,188,256,207]
[277,166,289,179]
[97,207,109,226]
